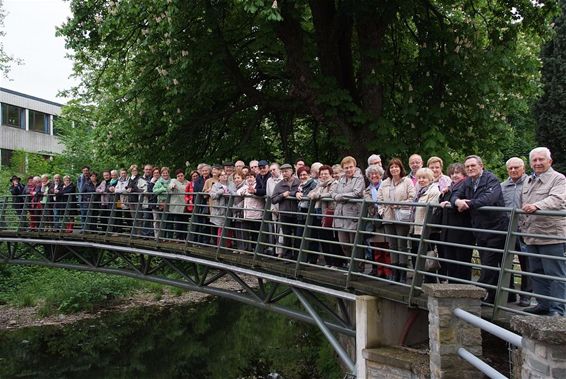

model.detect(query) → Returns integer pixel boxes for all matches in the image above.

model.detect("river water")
[0,298,342,379]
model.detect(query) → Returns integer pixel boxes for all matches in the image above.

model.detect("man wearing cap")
[253,160,271,197]
[9,175,25,219]
[272,164,300,259]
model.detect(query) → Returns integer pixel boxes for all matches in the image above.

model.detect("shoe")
[518,297,531,307]
[524,306,550,315]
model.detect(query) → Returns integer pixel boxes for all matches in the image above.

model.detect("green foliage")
[0,265,141,315]
[535,0,566,174]
[55,0,557,168]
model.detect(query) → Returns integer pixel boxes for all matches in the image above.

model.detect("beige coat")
[377,176,416,221]
[520,167,566,245]
[237,184,264,220]
[413,183,440,235]
[308,179,337,212]
[331,172,365,230]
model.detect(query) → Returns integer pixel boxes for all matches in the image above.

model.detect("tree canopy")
[57,0,558,169]
[535,0,566,173]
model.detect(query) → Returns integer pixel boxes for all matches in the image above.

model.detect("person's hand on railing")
[296,191,303,200]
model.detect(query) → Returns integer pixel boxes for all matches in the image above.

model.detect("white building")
[0,87,64,168]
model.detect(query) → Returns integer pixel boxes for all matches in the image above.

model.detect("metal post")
[186,192,200,247]
[0,198,7,231]
[252,196,271,266]
[156,193,171,246]
[17,195,29,233]
[129,195,141,242]
[58,191,72,238]
[38,196,47,232]
[292,288,356,373]
[105,193,117,240]
[493,208,519,319]
[408,204,433,303]
[215,194,234,259]
[345,199,369,288]
[83,193,94,235]
[294,200,315,278]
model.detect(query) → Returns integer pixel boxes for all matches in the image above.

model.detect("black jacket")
[255,172,271,197]
[451,170,508,242]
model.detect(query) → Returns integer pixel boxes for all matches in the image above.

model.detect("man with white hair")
[521,147,566,316]
[367,154,382,167]
[501,157,531,306]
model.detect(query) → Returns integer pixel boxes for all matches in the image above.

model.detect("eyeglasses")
[251,166,258,169]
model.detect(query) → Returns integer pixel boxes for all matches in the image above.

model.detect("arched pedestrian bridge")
[0,193,564,377]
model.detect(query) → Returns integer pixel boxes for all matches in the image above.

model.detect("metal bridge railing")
[0,191,565,319]
[453,307,522,379]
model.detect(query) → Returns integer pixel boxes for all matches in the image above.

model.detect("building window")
[52,115,60,136]
[1,103,25,129]
[29,110,50,134]
[0,148,14,168]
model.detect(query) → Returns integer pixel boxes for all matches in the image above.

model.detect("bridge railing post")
[492,207,519,319]
[215,194,235,259]
[0,197,7,231]
[408,204,433,303]
[251,196,271,265]
[82,192,95,234]
[345,199,370,288]
[129,194,142,242]
[294,199,316,278]
[105,193,117,240]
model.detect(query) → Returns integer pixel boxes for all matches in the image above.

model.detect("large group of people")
[7,147,566,316]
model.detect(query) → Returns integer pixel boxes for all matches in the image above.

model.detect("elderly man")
[367,154,382,167]
[453,155,509,303]
[272,164,300,259]
[521,147,566,317]
[408,154,423,187]
[501,157,531,306]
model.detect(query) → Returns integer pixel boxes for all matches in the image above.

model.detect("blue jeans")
[527,243,566,315]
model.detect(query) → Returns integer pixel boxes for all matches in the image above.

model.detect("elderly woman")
[377,158,416,282]
[237,171,265,252]
[363,164,392,278]
[427,156,452,194]
[412,168,441,282]
[438,163,475,282]
[210,170,235,246]
[152,167,172,238]
[295,166,318,262]
[60,175,76,232]
[309,165,340,267]
[229,169,247,252]
[331,156,365,272]
[167,169,190,241]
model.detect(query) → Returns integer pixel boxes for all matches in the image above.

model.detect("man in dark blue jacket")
[452,155,509,303]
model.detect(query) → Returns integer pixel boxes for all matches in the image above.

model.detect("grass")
[0,264,167,316]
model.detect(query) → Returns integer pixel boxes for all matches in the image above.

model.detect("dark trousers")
[280,215,298,259]
[320,228,343,267]
[244,219,261,252]
[477,237,506,302]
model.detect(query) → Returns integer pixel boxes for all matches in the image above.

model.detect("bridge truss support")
[0,238,358,375]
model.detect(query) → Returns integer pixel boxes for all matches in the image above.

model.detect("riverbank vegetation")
[0,264,165,316]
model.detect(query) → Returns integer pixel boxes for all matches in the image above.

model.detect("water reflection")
[0,298,341,378]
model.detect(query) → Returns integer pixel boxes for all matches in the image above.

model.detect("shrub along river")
[0,297,342,378]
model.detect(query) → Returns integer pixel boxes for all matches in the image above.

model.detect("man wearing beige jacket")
[521,147,566,317]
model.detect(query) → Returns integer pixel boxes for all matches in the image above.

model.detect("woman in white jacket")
[237,172,264,252]
[377,158,416,282]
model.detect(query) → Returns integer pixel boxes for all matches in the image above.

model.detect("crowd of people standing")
[7,147,566,316]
